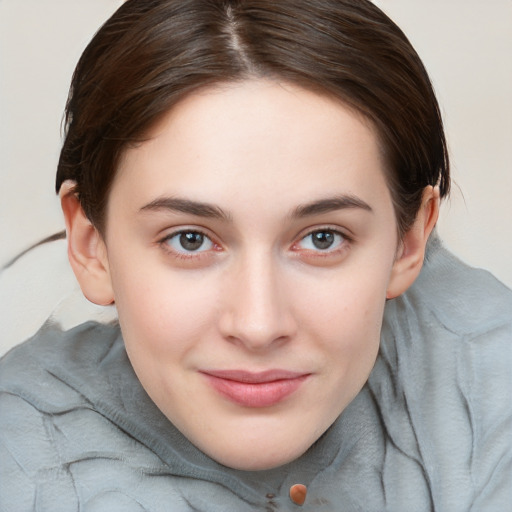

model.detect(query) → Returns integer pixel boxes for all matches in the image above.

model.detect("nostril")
[222,326,292,351]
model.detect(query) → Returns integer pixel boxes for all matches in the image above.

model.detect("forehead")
[111,79,391,219]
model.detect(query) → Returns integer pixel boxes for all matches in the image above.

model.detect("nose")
[218,251,297,351]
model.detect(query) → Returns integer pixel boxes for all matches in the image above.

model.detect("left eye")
[297,229,345,251]
[164,231,214,253]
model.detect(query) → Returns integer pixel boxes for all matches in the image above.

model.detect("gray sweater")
[1,237,511,511]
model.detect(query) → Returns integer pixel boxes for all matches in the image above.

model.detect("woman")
[1,1,510,510]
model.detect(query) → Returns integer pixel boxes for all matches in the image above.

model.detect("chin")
[217,452,298,472]
[202,434,313,472]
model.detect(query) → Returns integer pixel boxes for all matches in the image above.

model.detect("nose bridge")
[220,248,294,349]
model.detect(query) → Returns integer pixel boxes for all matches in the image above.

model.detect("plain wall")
[1,0,511,287]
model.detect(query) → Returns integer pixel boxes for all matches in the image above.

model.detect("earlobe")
[386,186,440,299]
[60,180,114,306]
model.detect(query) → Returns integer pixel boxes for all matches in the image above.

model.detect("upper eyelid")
[296,225,352,242]
[158,226,213,241]
[290,226,354,256]
[158,230,217,259]
[158,228,216,249]
[299,229,345,244]
[156,225,351,249]
[162,229,211,240]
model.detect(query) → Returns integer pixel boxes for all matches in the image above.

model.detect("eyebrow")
[292,195,373,217]
[140,197,231,221]
[139,194,372,221]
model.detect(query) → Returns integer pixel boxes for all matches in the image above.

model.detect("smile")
[201,370,310,408]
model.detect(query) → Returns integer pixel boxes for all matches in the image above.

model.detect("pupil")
[312,231,334,250]
[180,232,204,251]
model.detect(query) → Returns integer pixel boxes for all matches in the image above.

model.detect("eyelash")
[292,227,351,256]
[157,226,352,261]
[158,229,218,260]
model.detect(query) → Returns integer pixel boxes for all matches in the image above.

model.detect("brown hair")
[56,0,449,236]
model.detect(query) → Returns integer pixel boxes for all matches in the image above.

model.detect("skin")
[61,80,439,471]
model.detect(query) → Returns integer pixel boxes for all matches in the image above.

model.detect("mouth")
[200,369,310,408]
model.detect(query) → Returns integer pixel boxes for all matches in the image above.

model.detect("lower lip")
[203,374,309,408]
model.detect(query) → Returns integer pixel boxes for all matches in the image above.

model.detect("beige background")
[1,0,511,288]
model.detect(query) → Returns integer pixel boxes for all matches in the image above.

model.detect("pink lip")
[201,370,310,408]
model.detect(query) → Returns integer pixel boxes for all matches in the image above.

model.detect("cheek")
[109,261,220,357]
[298,260,391,378]
[303,263,389,334]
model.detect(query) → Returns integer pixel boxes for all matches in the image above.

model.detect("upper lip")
[200,369,309,383]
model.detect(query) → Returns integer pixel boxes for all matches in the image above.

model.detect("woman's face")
[101,80,400,470]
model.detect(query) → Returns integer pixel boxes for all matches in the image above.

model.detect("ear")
[60,180,114,305]
[386,186,440,299]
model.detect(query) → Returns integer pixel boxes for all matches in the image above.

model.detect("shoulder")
[374,236,512,509]
[402,234,512,337]
[0,322,188,511]
[383,236,512,399]
[0,322,115,511]
[0,321,121,414]
[380,235,512,394]
[381,235,512,370]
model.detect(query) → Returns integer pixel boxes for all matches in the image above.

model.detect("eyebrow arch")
[139,197,231,221]
[292,195,373,217]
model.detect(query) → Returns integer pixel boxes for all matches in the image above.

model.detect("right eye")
[161,230,214,254]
